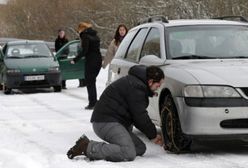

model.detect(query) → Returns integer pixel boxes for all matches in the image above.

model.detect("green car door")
[55,40,85,80]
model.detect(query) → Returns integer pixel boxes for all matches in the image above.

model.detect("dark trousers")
[62,80,66,87]
[86,78,97,106]
[85,59,101,106]
[85,65,101,106]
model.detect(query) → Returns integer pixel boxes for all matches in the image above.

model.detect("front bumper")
[5,71,61,88]
[176,97,248,137]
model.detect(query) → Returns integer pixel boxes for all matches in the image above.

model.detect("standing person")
[71,22,102,110]
[55,29,69,52]
[55,29,69,89]
[102,24,128,68]
[67,65,165,162]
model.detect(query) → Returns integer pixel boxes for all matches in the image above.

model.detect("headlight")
[184,85,240,98]
[7,69,21,73]
[48,67,59,72]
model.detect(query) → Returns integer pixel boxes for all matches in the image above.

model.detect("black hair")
[146,66,164,82]
[114,24,128,45]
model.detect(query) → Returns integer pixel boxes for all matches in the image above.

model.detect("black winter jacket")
[91,65,157,140]
[55,37,68,52]
[74,28,102,79]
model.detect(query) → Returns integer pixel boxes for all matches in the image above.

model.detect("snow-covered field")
[0,68,248,168]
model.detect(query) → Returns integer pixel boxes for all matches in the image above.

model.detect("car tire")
[3,84,11,94]
[160,94,192,153]
[0,83,3,90]
[53,86,62,92]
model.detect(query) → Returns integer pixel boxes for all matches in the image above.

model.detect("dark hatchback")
[0,40,61,94]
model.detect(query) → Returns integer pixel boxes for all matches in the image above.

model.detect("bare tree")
[1,0,248,47]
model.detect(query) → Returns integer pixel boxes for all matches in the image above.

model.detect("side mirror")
[139,55,164,66]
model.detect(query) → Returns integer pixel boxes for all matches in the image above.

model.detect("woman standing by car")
[102,24,128,68]
[71,22,102,110]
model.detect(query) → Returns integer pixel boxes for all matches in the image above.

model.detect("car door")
[138,27,165,125]
[108,28,149,84]
[55,40,85,80]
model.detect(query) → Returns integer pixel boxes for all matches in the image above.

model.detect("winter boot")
[67,134,90,159]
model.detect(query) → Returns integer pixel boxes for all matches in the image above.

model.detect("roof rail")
[137,15,169,25]
[212,16,248,22]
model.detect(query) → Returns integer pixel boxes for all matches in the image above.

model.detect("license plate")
[24,75,45,81]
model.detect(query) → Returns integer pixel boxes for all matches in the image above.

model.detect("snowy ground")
[0,68,248,168]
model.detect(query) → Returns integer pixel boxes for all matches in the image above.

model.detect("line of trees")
[1,0,248,47]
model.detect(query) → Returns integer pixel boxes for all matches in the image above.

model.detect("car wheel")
[3,84,11,94]
[0,83,3,90]
[53,86,62,92]
[160,94,192,153]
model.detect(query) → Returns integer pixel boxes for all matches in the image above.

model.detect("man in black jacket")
[67,65,164,162]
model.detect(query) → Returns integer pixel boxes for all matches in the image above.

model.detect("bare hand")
[151,134,163,146]
[70,60,75,64]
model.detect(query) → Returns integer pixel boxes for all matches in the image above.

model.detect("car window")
[60,42,80,58]
[115,29,138,59]
[140,27,161,59]
[126,28,148,62]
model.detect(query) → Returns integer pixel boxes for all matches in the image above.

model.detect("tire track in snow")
[61,89,88,101]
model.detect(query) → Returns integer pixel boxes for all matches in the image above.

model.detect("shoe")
[62,86,67,89]
[67,134,90,159]
[84,105,94,110]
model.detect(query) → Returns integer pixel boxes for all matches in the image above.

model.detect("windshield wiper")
[172,55,215,60]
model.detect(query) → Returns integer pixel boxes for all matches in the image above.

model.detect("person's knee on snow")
[120,145,136,161]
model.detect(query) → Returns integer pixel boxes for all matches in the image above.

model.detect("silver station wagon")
[107,16,248,152]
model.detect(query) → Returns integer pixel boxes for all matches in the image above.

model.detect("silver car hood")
[171,59,248,87]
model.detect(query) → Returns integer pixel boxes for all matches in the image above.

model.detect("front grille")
[220,119,248,128]
[240,88,248,97]
[20,80,49,86]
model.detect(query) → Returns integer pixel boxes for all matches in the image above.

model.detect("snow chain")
[161,106,180,153]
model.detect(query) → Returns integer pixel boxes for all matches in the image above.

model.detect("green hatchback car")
[0,40,62,94]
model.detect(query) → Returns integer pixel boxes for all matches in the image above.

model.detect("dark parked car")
[0,40,62,94]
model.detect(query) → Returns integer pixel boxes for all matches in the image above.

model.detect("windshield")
[167,25,248,59]
[6,43,52,58]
